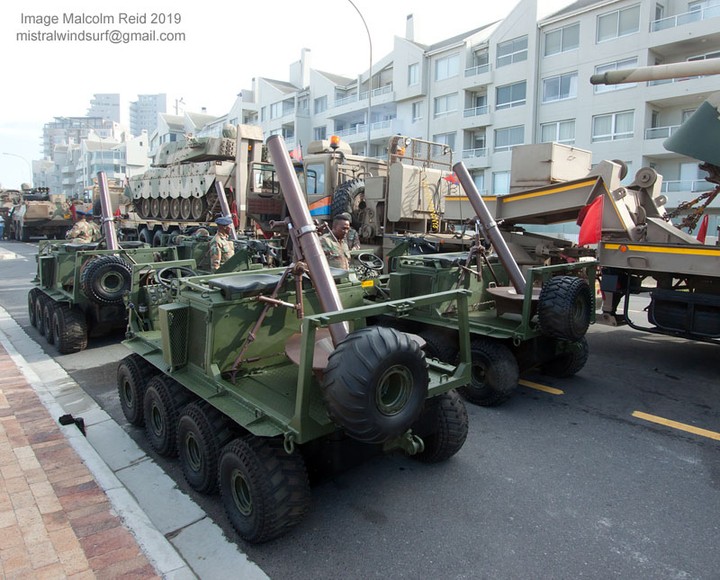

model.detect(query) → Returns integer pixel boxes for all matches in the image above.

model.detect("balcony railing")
[644,125,681,139]
[464,63,491,77]
[462,147,488,159]
[661,179,714,193]
[463,105,489,118]
[651,3,720,31]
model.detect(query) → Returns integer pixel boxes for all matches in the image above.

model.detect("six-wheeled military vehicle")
[116,138,593,543]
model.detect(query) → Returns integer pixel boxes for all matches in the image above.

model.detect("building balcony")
[460,147,489,168]
[462,105,492,128]
[661,180,719,209]
[463,64,493,89]
[651,4,720,32]
[645,125,681,140]
[338,119,398,145]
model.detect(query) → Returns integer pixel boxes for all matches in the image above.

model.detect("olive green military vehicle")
[116,138,593,543]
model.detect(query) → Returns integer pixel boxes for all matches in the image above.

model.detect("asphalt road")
[2,239,718,579]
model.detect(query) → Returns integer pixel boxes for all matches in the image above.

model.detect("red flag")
[577,195,604,246]
[696,214,709,244]
[443,173,459,184]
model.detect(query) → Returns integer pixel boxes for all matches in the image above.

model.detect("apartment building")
[233,0,717,235]
[129,94,167,137]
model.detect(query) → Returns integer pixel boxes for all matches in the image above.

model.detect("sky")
[0,0,574,188]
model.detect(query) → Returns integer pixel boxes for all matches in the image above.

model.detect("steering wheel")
[155,266,198,289]
[356,252,384,272]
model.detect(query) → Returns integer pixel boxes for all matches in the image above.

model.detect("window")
[542,72,578,103]
[433,132,456,151]
[496,81,526,110]
[473,172,485,194]
[412,101,423,121]
[597,5,640,42]
[592,111,634,142]
[408,63,419,86]
[497,36,528,67]
[270,102,282,119]
[435,54,459,81]
[682,109,697,122]
[494,126,524,152]
[493,171,511,195]
[314,96,327,114]
[305,162,326,195]
[313,126,326,140]
[544,23,580,56]
[540,120,576,144]
[434,93,458,117]
[594,57,638,93]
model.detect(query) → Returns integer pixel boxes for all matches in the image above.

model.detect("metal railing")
[464,63,491,77]
[461,147,488,159]
[651,3,720,31]
[644,125,681,139]
[463,105,489,118]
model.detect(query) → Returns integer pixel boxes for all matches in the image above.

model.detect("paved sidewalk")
[0,342,159,578]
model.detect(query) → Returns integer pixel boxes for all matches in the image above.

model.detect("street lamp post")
[346,0,372,156]
[2,152,32,186]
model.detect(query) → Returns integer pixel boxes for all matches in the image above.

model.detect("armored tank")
[127,125,263,225]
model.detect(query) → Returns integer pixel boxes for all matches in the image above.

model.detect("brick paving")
[0,344,160,579]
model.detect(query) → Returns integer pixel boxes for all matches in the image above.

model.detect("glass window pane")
[545,30,561,56]
[619,5,640,36]
[563,23,580,50]
[597,13,617,41]
[541,124,556,142]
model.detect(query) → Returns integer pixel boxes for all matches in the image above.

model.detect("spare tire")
[331,179,365,223]
[322,326,428,444]
[80,255,132,305]
[538,276,592,342]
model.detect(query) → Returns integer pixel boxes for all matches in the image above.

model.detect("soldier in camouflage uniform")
[320,214,351,270]
[209,216,235,271]
[65,210,94,243]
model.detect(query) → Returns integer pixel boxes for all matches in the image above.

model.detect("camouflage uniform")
[346,227,360,251]
[209,230,235,270]
[65,218,93,243]
[90,220,102,242]
[320,233,350,270]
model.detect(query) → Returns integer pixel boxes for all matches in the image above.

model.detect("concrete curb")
[0,304,269,579]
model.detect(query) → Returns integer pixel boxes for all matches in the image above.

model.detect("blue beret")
[215,216,233,226]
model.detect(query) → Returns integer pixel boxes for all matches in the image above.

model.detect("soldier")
[320,213,351,270]
[88,212,103,242]
[209,216,235,271]
[65,210,94,243]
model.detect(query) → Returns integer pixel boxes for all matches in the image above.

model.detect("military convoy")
[115,137,593,542]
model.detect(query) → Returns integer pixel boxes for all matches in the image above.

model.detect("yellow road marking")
[518,379,564,395]
[632,411,720,441]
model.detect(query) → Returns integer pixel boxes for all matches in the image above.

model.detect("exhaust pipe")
[266,135,349,345]
[453,161,526,294]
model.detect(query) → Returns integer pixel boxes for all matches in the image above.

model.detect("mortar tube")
[214,181,237,240]
[266,135,350,346]
[452,161,526,294]
[96,171,119,250]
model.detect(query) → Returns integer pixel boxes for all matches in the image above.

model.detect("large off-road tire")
[28,288,40,328]
[143,375,195,457]
[80,255,132,305]
[538,276,592,342]
[51,304,88,354]
[458,338,519,407]
[43,299,56,344]
[330,179,365,222]
[218,436,311,544]
[418,328,458,363]
[177,402,235,494]
[35,293,49,338]
[138,227,152,245]
[322,326,428,444]
[117,354,159,426]
[411,390,469,463]
[541,337,590,378]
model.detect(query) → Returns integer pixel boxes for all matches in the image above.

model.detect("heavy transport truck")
[116,137,594,542]
[9,185,74,241]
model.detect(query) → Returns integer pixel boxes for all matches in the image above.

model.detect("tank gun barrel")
[590,59,720,85]
[96,171,119,250]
